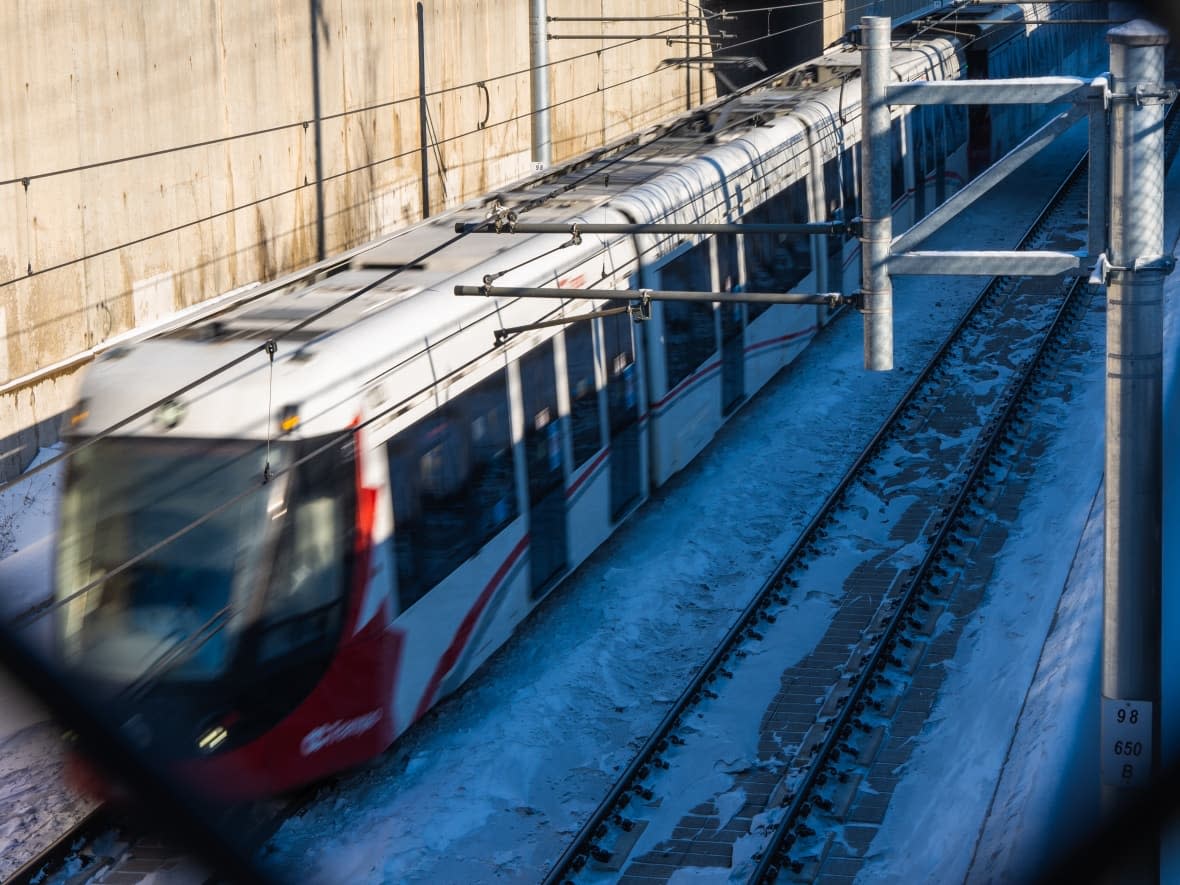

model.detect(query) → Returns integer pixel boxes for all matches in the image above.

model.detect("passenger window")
[716,233,739,294]
[742,178,812,320]
[823,156,841,220]
[842,143,859,221]
[565,320,603,468]
[891,116,905,203]
[258,436,354,664]
[660,240,716,389]
[948,104,967,154]
[387,370,518,610]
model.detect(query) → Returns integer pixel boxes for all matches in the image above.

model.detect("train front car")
[52,339,393,801]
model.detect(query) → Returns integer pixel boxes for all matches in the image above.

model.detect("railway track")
[543,143,1109,884]
[2,807,123,885]
[0,797,305,885]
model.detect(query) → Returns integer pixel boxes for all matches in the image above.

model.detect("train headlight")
[67,399,90,429]
[280,404,300,433]
[196,725,229,753]
[154,399,186,430]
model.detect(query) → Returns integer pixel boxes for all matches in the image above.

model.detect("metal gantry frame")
[862,15,1173,880]
[456,13,1176,874]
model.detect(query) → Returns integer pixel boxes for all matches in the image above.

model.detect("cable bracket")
[629,290,652,322]
[1106,83,1178,107]
[486,201,519,233]
[1089,252,1177,285]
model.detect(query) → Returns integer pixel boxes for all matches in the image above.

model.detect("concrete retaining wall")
[0,0,720,480]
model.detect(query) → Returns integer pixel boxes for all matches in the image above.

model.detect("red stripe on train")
[412,534,530,721]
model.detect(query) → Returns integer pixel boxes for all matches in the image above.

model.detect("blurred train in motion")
[53,4,1105,799]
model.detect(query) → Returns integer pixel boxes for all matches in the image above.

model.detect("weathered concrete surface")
[0,0,721,479]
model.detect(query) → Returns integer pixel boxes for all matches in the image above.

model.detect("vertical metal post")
[530,0,552,168]
[309,0,326,261]
[685,0,693,111]
[697,8,706,107]
[1088,80,1110,258]
[860,16,893,371]
[417,3,431,217]
[1101,20,1169,882]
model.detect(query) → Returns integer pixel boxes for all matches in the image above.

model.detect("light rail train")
[52,4,1105,799]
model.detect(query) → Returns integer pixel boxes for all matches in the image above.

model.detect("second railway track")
[544,142,1112,885]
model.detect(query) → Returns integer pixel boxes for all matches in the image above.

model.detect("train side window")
[564,320,603,468]
[741,178,812,321]
[947,104,967,154]
[465,371,517,546]
[660,240,716,389]
[717,233,739,293]
[602,310,638,418]
[386,369,517,610]
[891,116,905,203]
[258,437,352,663]
[841,143,858,216]
[823,156,841,219]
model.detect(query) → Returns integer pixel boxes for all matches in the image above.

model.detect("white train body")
[52,6,1103,797]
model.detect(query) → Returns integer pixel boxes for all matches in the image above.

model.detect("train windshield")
[55,437,275,682]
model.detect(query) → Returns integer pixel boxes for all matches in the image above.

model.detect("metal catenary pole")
[1101,19,1171,882]
[530,0,552,169]
[861,16,893,371]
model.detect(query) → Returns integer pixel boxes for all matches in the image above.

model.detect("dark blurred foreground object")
[0,622,283,885]
[1034,753,1177,883]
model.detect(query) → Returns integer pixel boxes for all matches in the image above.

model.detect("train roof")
[73,27,972,441]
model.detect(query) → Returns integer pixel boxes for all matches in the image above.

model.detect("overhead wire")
[25,1,1104,734]
[3,0,875,290]
[1,14,1102,880]
[0,21,687,190]
[0,0,855,191]
[4,0,878,496]
[9,0,1069,636]
[1,29,704,290]
[11,26,822,636]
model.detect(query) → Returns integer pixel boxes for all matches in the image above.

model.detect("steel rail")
[753,97,1180,877]
[542,147,1091,883]
[2,806,118,885]
[752,270,1093,881]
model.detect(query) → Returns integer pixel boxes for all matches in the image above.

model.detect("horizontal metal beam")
[546,15,731,23]
[887,77,1099,105]
[890,250,1087,276]
[661,55,766,69]
[455,284,847,306]
[548,33,728,41]
[454,220,847,236]
[925,17,1129,24]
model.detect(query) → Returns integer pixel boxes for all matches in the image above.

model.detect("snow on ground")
[858,290,1109,882]
[0,444,63,620]
[0,443,65,742]
[862,128,1180,883]
[0,445,95,881]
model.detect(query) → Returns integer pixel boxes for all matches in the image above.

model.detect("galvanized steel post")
[310,0,326,260]
[860,17,893,370]
[417,3,431,217]
[1101,19,1170,879]
[530,0,552,168]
